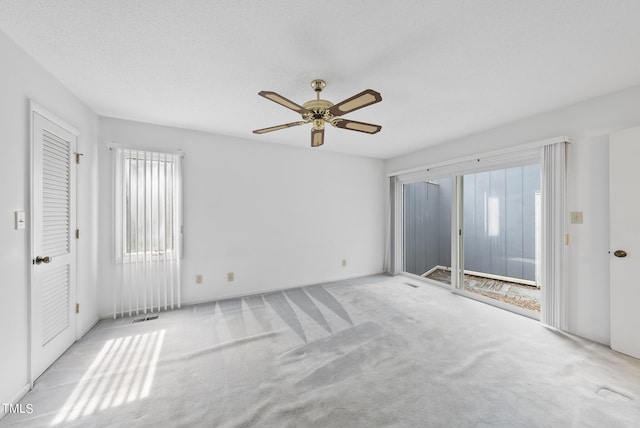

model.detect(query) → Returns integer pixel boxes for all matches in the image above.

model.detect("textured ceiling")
[1,1,640,159]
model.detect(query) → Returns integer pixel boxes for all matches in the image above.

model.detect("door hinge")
[565,234,570,245]
[75,152,84,164]
[75,303,80,314]
[75,229,80,239]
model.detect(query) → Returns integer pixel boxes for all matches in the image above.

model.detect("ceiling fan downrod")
[311,79,326,100]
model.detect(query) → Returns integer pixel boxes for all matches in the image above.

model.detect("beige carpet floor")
[2,274,640,427]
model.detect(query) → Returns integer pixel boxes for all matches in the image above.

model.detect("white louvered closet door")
[31,109,77,382]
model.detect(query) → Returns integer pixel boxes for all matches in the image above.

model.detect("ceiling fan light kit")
[253,79,382,147]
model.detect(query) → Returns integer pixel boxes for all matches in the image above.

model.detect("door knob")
[35,256,52,265]
[613,250,627,258]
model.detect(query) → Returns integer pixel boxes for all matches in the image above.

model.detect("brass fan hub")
[302,99,334,111]
[303,98,334,124]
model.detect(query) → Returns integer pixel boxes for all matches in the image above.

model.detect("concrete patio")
[425,268,540,312]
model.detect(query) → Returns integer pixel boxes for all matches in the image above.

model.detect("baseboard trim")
[78,316,100,340]
[1,383,31,420]
[98,272,386,319]
[182,272,383,307]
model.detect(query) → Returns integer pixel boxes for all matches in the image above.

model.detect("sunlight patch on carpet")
[51,329,165,425]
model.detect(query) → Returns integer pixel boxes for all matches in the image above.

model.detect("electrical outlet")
[196,274,203,284]
[342,259,347,267]
[227,272,234,282]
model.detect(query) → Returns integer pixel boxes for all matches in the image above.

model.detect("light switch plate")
[15,211,25,230]
[570,211,583,224]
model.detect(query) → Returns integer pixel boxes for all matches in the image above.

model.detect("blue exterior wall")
[403,165,540,281]
[403,178,451,275]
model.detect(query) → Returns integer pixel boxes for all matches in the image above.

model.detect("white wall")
[386,85,640,345]
[0,30,99,408]
[98,118,386,316]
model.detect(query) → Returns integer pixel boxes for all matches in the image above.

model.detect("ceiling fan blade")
[258,91,311,115]
[253,121,307,134]
[328,89,382,117]
[332,119,382,134]
[311,128,324,147]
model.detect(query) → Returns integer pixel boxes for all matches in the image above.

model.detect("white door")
[609,127,640,359]
[30,107,77,381]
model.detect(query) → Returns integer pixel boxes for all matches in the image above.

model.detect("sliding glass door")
[402,178,452,286]
[399,161,541,318]
[459,165,541,313]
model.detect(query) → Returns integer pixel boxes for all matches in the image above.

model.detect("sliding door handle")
[613,250,627,258]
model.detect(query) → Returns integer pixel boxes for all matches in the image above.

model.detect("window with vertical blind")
[124,151,175,256]
[112,147,183,317]
[114,149,182,262]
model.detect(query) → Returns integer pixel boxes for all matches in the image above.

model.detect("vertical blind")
[386,176,400,274]
[540,142,568,330]
[113,148,183,319]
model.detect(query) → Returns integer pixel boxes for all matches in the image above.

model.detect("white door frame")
[29,101,80,386]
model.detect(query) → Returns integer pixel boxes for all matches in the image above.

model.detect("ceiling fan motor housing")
[302,99,334,129]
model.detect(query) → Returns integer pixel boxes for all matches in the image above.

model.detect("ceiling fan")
[253,79,382,147]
